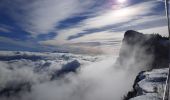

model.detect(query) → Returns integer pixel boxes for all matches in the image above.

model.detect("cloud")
[139,26,168,36]
[0,36,33,48]
[38,1,167,54]
[80,1,159,29]
[1,0,160,36]
[0,53,129,100]
[0,27,11,33]
[28,57,131,100]
[40,1,163,46]
[0,24,14,33]
[0,0,97,35]
[39,30,123,54]
[0,45,154,100]
[0,0,167,54]
[0,36,54,52]
[111,15,167,32]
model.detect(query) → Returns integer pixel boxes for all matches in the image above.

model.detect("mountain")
[117,30,169,100]
[0,30,169,100]
[115,30,169,70]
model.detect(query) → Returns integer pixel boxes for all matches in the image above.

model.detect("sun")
[118,0,126,3]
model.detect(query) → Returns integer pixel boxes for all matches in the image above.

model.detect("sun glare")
[118,0,126,3]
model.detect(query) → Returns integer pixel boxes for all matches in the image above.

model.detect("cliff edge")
[115,30,169,70]
[117,30,170,100]
[125,68,168,100]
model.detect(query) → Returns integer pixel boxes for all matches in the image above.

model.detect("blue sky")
[0,0,168,54]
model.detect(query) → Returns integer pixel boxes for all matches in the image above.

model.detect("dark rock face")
[115,30,169,69]
[119,30,169,100]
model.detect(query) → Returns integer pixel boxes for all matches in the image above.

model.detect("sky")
[0,0,169,54]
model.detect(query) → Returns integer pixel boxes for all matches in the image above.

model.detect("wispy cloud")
[39,1,168,54]
[0,24,14,33]
[41,1,166,45]
[80,1,159,29]
[0,0,98,35]
[0,36,53,51]
[0,27,11,33]
[0,0,168,54]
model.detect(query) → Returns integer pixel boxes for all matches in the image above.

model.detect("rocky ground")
[127,68,168,100]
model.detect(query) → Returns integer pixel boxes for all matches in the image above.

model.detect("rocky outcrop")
[118,30,170,100]
[115,30,169,70]
[124,68,168,100]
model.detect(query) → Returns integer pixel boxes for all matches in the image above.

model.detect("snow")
[130,68,168,100]
[130,93,162,100]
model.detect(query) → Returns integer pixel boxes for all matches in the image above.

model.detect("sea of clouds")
[0,48,152,100]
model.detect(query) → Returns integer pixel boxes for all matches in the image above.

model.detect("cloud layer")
[39,1,167,54]
[0,0,168,54]
[0,51,148,100]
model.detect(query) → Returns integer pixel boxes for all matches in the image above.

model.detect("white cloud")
[40,1,162,46]
[80,1,159,29]
[30,0,170,54]
[0,24,14,33]
[139,26,168,36]
[42,28,85,45]
[119,15,166,28]
[1,0,166,54]
[0,50,153,100]
[72,31,123,42]
[1,0,95,35]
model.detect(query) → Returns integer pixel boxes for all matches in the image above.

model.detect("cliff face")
[117,30,170,100]
[115,30,169,70]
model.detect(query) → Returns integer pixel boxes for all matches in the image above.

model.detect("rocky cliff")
[124,68,168,100]
[117,30,170,100]
[115,30,169,70]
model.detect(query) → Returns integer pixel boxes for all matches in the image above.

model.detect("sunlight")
[118,0,126,3]
[113,8,134,17]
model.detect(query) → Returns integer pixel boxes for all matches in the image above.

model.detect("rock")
[119,30,169,100]
[129,93,162,100]
[115,30,169,70]
[124,68,168,100]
